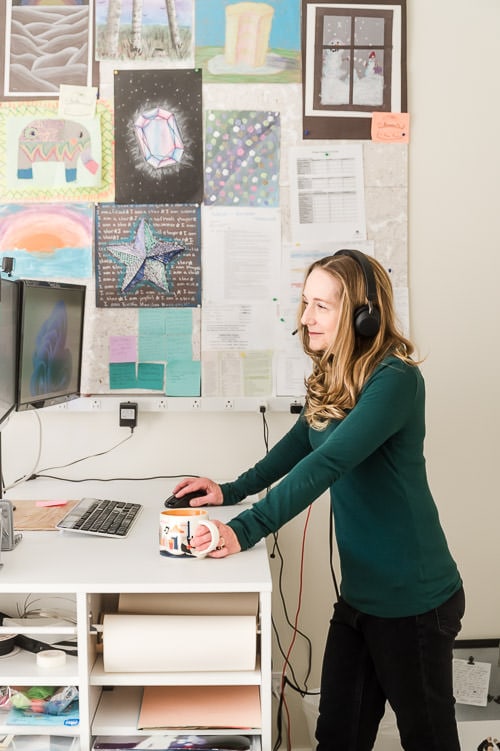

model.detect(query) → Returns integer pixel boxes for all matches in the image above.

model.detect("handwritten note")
[109,336,138,363]
[58,84,98,118]
[453,658,491,706]
[371,112,410,143]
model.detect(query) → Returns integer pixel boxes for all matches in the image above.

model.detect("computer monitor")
[16,280,86,411]
[0,277,20,427]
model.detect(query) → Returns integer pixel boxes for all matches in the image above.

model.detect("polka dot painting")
[204,110,280,207]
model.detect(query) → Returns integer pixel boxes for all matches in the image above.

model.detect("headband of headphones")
[333,249,381,337]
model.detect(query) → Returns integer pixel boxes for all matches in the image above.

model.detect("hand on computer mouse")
[164,489,208,508]
[170,478,223,507]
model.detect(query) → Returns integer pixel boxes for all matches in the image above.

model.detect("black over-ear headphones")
[334,249,381,337]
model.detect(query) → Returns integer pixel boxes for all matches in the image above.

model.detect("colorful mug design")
[159,508,219,558]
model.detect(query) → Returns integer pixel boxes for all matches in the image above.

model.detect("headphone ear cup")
[353,304,381,337]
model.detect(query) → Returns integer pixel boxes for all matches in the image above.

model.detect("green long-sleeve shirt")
[222,356,462,618]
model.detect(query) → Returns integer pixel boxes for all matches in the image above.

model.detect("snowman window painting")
[302,1,407,140]
[319,12,389,108]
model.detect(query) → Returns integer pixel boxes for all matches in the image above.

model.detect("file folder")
[138,685,260,730]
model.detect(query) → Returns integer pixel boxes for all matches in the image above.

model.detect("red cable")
[280,504,313,750]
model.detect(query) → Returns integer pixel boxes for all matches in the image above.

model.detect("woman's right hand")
[172,477,223,507]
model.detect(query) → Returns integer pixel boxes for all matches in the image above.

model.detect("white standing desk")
[1,478,272,751]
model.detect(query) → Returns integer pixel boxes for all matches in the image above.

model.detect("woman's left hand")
[192,519,241,558]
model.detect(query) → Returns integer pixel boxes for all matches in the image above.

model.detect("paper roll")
[118,592,259,616]
[36,649,67,668]
[102,614,256,672]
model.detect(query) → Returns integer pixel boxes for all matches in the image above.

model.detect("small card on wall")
[371,112,410,143]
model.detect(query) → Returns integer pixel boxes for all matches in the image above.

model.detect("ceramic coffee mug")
[159,508,220,558]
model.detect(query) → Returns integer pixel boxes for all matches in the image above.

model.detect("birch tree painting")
[95,0,193,64]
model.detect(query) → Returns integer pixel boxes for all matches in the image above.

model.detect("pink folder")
[138,685,261,730]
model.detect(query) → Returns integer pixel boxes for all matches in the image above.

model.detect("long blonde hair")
[297,253,416,429]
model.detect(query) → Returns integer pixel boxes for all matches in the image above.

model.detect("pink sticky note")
[371,112,410,143]
[35,500,68,507]
[109,335,137,363]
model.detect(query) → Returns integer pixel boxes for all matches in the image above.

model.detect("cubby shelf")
[0,491,271,751]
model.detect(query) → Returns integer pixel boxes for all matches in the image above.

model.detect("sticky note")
[371,112,410,143]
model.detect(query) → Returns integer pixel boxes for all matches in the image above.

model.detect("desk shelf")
[90,654,262,686]
[0,736,80,751]
[2,738,80,751]
[92,685,262,739]
[0,495,272,751]
[0,626,77,637]
[0,647,79,684]
[0,725,80,738]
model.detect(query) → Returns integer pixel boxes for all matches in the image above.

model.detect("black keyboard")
[56,498,142,538]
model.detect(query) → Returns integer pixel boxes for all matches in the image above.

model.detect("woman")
[173,249,464,750]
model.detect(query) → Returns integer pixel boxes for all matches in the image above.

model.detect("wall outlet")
[90,398,101,409]
[224,399,234,410]
[191,399,201,409]
[157,399,167,409]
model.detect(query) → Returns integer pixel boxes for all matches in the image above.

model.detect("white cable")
[4,410,43,491]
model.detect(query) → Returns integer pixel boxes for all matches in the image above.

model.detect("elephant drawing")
[17,118,99,183]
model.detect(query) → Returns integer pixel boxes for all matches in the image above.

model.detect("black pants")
[315,587,465,751]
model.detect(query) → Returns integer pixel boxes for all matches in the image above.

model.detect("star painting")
[95,203,201,308]
[107,217,185,294]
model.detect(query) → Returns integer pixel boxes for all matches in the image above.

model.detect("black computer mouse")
[164,489,208,508]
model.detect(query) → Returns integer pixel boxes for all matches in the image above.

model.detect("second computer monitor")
[0,277,20,427]
[16,279,86,411]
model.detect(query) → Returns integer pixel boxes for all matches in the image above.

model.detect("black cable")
[260,407,288,751]
[260,406,270,451]
[271,617,302,690]
[28,431,135,476]
[14,422,200,484]
[273,689,285,751]
[283,674,320,697]
[271,531,313,690]
[26,473,200,483]
[261,406,315,749]
[328,509,341,600]
[12,430,136,486]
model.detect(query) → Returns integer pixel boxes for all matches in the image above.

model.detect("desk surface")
[2,478,271,594]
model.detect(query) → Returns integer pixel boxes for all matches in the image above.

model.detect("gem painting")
[113,69,203,205]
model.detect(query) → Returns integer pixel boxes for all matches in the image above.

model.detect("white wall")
[407,0,500,641]
[2,2,500,749]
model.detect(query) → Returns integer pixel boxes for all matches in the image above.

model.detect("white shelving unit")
[1,480,272,751]
[0,602,80,745]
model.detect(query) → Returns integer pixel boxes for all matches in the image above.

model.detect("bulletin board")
[0,0,408,404]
